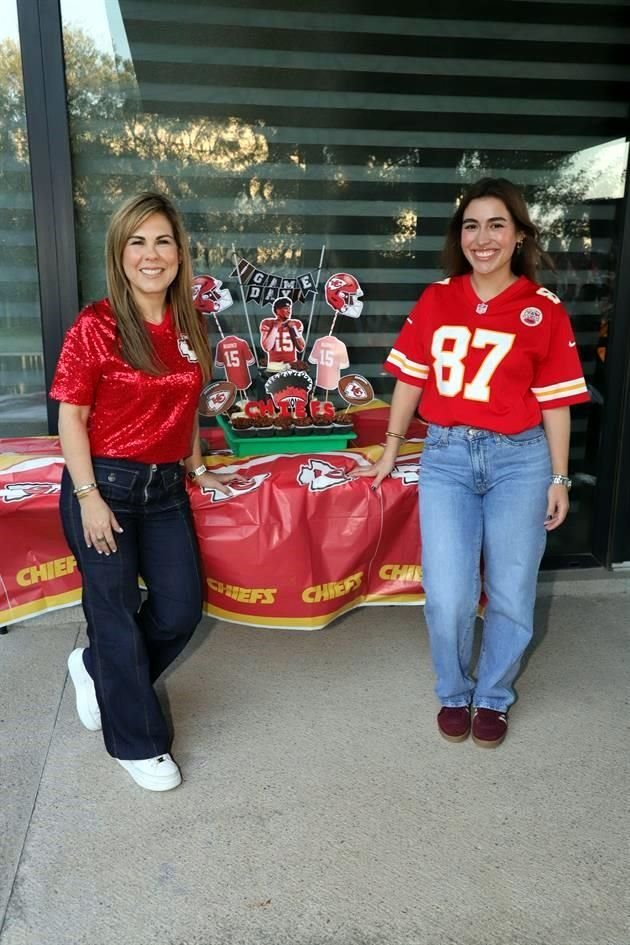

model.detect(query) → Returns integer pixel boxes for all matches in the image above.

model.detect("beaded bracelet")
[386,431,405,441]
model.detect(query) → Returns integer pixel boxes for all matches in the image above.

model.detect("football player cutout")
[259,296,305,372]
[352,177,590,749]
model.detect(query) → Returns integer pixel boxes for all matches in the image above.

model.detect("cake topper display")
[198,380,238,417]
[193,254,368,450]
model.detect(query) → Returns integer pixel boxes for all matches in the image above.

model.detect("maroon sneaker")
[437,706,471,742]
[471,708,508,748]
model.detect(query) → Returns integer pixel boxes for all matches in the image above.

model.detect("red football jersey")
[385,275,589,434]
[260,317,304,362]
[214,335,255,390]
[49,299,203,463]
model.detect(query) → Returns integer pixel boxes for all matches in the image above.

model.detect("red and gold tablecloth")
[0,425,425,629]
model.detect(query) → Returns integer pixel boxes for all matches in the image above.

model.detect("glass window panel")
[60,0,630,558]
[0,2,47,436]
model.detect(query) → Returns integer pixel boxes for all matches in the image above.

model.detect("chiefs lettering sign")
[0,438,425,630]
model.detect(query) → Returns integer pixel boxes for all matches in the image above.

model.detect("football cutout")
[198,380,237,417]
[337,373,374,405]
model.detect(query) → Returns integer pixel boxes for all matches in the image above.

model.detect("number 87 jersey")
[385,274,590,434]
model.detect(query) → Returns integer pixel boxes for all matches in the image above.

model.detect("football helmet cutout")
[192,275,234,315]
[324,272,364,319]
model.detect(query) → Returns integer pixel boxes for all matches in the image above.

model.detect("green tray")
[217,415,356,456]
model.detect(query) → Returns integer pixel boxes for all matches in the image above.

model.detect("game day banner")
[0,438,424,630]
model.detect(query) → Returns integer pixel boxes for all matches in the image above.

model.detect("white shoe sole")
[67,649,101,732]
[117,758,182,792]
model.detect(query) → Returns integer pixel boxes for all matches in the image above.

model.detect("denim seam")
[64,482,120,757]
[466,501,483,697]
[129,534,161,760]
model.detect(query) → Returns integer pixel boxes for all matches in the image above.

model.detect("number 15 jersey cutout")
[214,335,256,390]
[308,335,349,390]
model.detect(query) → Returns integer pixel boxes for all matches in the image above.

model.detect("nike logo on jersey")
[569,341,576,347]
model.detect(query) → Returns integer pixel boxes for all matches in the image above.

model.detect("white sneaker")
[67,648,101,731]
[117,754,182,792]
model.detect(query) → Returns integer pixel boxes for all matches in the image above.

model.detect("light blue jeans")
[419,423,551,712]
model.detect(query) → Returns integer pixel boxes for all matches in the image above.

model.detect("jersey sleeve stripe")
[531,378,589,402]
[386,348,430,380]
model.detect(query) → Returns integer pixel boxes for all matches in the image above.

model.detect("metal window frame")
[592,142,630,567]
[17,0,78,433]
[15,0,630,566]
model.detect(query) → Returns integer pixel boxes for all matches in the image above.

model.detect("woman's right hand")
[350,455,397,491]
[78,491,123,554]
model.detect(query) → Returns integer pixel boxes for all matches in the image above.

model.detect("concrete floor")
[1,575,629,945]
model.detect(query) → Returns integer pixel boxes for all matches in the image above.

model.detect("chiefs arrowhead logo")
[1,481,60,503]
[198,472,270,501]
[297,459,352,492]
[390,460,420,486]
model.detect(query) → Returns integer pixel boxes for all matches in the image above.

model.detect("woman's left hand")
[196,470,241,496]
[544,484,570,530]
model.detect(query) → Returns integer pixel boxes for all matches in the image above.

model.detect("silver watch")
[550,474,572,490]
[187,464,207,482]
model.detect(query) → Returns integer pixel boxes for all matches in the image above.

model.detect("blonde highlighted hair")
[105,191,212,380]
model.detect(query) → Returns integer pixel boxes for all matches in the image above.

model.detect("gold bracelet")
[76,485,99,500]
[73,482,97,495]
[386,431,405,441]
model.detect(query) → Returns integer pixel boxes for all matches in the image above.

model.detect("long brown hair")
[105,191,212,380]
[441,177,554,283]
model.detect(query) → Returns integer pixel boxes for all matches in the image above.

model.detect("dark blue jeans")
[60,457,203,760]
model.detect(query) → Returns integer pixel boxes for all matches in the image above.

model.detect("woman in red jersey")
[353,178,590,747]
[50,192,236,790]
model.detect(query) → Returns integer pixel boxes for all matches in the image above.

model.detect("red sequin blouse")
[49,299,203,463]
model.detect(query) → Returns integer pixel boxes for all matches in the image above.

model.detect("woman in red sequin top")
[50,192,236,792]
